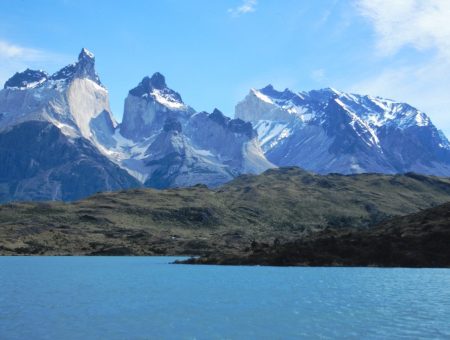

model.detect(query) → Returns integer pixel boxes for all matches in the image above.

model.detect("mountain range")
[0,49,271,202]
[1,48,449,202]
[236,85,450,175]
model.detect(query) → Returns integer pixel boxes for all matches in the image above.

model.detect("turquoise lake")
[0,256,449,339]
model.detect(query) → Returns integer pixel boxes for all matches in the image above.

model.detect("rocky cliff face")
[0,48,117,152]
[120,72,194,141]
[236,86,450,175]
[113,74,274,188]
[0,49,139,202]
[0,53,274,201]
[141,117,233,188]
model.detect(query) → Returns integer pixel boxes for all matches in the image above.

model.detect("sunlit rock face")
[120,72,194,142]
[116,74,275,187]
[0,48,139,202]
[0,49,274,202]
[236,85,450,176]
[0,48,117,151]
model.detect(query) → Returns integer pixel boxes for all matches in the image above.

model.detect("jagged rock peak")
[207,108,255,138]
[79,47,95,60]
[128,73,184,107]
[258,84,299,100]
[261,84,274,92]
[129,72,169,96]
[209,108,228,125]
[74,48,98,81]
[253,85,306,107]
[50,47,101,85]
[149,72,166,89]
[259,84,293,96]
[4,69,49,89]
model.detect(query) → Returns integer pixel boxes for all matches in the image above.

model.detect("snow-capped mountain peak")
[3,69,49,90]
[238,86,312,123]
[50,47,101,86]
[120,73,193,141]
[116,75,274,186]
[129,73,167,95]
[80,47,95,59]
[128,73,185,110]
[3,47,450,203]
[0,47,115,154]
[243,86,435,132]
[0,49,274,202]
[236,84,450,176]
[251,88,274,104]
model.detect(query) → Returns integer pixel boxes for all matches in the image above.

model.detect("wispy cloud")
[0,39,70,87]
[356,0,450,57]
[350,56,450,130]
[352,0,450,136]
[0,40,46,60]
[228,0,257,17]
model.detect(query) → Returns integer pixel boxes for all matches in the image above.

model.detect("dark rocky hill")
[1,167,450,256]
[182,201,450,267]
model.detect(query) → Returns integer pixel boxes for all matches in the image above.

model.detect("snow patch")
[81,48,95,59]
[151,89,185,110]
[251,89,274,104]
[255,120,291,148]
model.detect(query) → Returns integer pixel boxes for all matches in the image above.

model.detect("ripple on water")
[0,258,449,339]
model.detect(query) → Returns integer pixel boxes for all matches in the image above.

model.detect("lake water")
[0,257,449,339]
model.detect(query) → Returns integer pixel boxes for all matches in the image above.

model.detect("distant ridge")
[236,85,450,176]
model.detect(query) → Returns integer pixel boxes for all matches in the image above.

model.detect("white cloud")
[350,56,450,135]
[228,0,257,17]
[0,40,46,60]
[353,0,450,136]
[356,0,450,57]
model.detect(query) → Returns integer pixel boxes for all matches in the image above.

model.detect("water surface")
[0,257,449,339]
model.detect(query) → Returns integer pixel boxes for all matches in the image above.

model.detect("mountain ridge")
[236,85,450,176]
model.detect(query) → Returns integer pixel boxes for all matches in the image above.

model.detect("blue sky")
[1,0,450,135]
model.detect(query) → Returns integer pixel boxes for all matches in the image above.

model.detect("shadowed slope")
[182,201,450,267]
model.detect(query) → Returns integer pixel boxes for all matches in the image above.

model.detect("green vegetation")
[1,167,450,255]
[182,201,450,267]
